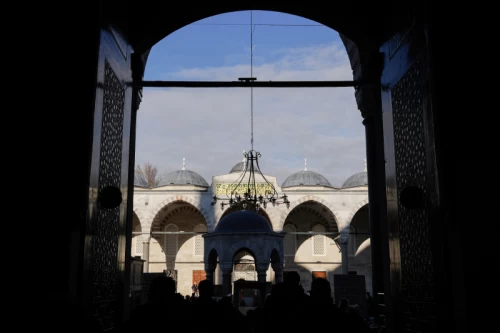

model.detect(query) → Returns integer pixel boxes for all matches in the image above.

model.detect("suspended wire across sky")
[192,23,323,27]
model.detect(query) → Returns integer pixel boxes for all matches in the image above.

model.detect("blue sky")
[135,10,366,187]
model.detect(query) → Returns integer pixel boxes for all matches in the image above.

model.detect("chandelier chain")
[250,10,254,151]
[210,10,290,212]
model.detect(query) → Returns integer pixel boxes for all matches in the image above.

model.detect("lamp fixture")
[211,149,290,211]
[211,11,290,212]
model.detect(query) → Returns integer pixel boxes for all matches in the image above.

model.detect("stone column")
[256,263,268,284]
[142,235,151,273]
[340,232,349,274]
[205,259,216,284]
[255,263,269,306]
[271,262,284,283]
[215,262,221,285]
[220,264,233,296]
[356,50,390,304]
[205,270,214,284]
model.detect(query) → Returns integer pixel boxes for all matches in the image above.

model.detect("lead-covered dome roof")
[282,170,332,188]
[342,171,368,188]
[229,161,260,173]
[157,169,209,187]
[214,210,272,233]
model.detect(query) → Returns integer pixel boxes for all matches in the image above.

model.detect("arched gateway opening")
[67,4,443,333]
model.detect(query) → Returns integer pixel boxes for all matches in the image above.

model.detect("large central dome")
[214,210,272,233]
[229,161,260,174]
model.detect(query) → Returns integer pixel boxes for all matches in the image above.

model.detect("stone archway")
[346,198,369,224]
[129,7,376,120]
[50,3,440,333]
[224,240,266,268]
[132,207,148,229]
[280,195,343,230]
[148,196,214,230]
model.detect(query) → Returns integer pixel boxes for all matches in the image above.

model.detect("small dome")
[282,170,332,188]
[214,210,272,233]
[342,171,368,188]
[230,162,259,174]
[157,169,209,187]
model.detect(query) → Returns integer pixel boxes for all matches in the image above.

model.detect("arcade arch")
[280,196,343,230]
[281,200,343,289]
[47,1,448,332]
[145,200,209,295]
[131,211,143,257]
[347,203,372,293]
[149,197,213,230]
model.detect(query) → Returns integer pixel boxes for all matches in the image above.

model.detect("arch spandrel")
[345,197,369,226]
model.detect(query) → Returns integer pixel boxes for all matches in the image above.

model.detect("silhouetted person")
[346,304,371,332]
[191,282,198,297]
[366,291,374,318]
[339,297,350,313]
[128,276,186,331]
[282,271,308,315]
[188,280,218,324]
[284,271,301,287]
[306,277,344,329]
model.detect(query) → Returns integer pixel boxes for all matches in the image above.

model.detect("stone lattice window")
[312,224,326,256]
[135,235,143,255]
[193,224,207,256]
[165,224,178,256]
[283,224,297,256]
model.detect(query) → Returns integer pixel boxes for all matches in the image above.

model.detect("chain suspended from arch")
[211,11,290,212]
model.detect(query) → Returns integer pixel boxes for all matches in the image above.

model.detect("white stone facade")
[132,164,370,297]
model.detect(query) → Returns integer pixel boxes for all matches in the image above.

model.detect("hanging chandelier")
[211,10,290,212]
[211,149,290,211]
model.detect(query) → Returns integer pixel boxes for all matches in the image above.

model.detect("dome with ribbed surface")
[214,210,272,233]
[342,171,368,188]
[157,170,209,187]
[282,170,332,188]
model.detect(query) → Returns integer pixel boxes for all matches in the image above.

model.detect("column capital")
[256,262,269,273]
[339,232,349,244]
[356,83,381,122]
[358,51,384,80]
[354,51,384,122]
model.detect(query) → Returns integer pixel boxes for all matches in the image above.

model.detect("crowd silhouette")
[121,272,373,333]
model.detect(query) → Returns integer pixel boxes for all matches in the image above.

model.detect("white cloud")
[135,42,366,188]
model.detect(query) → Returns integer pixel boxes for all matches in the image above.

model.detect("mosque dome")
[281,158,332,188]
[214,210,272,233]
[229,150,259,173]
[156,158,209,187]
[342,160,368,188]
[282,170,332,187]
[158,170,209,187]
[229,161,260,173]
[342,171,368,188]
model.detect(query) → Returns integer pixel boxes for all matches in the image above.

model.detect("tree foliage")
[135,162,165,187]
